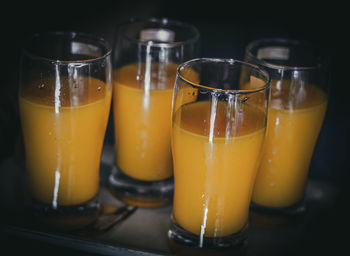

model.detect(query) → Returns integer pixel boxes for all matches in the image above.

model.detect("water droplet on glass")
[240,96,249,103]
[136,74,143,81]
[97,86,102,91]
[199,89,208,95]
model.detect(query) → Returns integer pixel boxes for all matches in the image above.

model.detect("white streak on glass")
[52,169,61,209]
[199,204,208,248]
[208,93,218,144]
[225,94,235,141]
[143,42,153,110]
[54,63,61,114]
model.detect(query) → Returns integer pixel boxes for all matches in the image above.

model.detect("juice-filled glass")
[168,58,270,249]
[244,38,329,217]
[19,32,112,230]
[109,18,199,207]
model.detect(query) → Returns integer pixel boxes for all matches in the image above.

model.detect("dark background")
[0,0,347,255]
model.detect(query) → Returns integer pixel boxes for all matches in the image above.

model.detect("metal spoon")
[94,204,137,232]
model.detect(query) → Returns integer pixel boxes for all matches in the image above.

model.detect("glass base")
[168,216,248,250]
[108,165,173,208]
[29,194,100,231]
[249,200,306,228]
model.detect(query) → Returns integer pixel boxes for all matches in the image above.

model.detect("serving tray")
[0,145,339,255]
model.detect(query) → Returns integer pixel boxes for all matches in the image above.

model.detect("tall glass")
[244,38,329,217]
[109,18,200,207]
[19,32,112,230]
[168,58,270,248]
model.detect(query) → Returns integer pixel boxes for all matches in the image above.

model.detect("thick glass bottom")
[168,216,248,250]
[108,165,173,208]
[29,194,100,231]
[249,200,306,228]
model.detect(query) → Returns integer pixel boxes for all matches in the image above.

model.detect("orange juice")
[113,63,197,181]
[172,100,266,237]
[19,77,111,206]
[252,81,328,208]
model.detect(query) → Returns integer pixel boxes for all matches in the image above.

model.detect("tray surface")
[0,145,341,255]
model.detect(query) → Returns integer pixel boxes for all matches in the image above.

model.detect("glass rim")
[177,58,271,95]
[245,37,324,71]
[21,31,112,64]
[117,17,200,48]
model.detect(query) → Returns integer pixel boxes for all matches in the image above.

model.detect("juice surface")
[19,77,111,206]
[113,63,196,181]
[172,100,265,237]
[252,80,328,208]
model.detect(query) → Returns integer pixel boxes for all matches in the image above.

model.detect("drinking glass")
[109,18,200,207]
[168,58,270,248]
[19,32,112,230]
[244,38,329,217]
